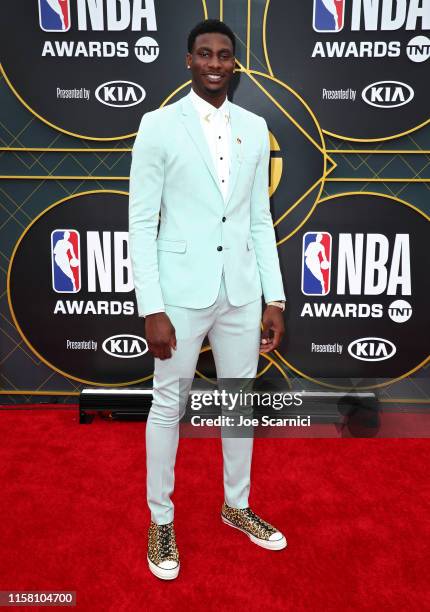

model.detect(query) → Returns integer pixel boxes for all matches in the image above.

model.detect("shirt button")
[220,157,223,160]
[222,216,226,222]
[217,246,223,252]
[221,179,225,183]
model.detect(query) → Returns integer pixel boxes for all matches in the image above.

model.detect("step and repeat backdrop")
[0,0,429,401]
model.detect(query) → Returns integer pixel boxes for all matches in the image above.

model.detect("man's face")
[187,32,235,99]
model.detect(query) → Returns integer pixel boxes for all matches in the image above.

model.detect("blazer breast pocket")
[156,239,187,253]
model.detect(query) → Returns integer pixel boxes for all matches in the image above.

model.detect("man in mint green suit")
[129,19,287,581]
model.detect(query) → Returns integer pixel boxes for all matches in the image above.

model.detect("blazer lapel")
[180,96,223,198]
[225,103,243,209]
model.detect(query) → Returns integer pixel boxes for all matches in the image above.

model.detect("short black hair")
[187,19,235,54]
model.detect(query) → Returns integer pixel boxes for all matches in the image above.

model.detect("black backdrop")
[0,0,429,401]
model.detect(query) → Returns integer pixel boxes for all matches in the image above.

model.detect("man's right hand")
[145,312,177,360]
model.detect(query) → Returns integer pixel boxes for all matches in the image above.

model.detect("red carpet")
[0,408,429,611]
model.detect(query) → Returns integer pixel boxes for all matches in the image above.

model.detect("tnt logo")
[302,232,332,296]
[313,0,345,32]
[388,299,412,323]
[39,0,70,32]
[51,229,81,293]
[134,36,159,63]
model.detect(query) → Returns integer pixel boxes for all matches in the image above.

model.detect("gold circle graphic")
[7,189,154,387]
[274,191,430,391]
[262,0,430,143]
[0,1,208,141]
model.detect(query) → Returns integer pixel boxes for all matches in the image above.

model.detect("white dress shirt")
[189,88,231,201]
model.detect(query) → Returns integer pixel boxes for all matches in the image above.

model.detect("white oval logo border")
[95,80,146,108]
[361,81,414,109]
[348,337,397,362]
[102,334,148,359]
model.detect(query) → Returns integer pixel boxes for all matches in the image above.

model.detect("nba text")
[39,0,158,60]
[312,0,429,59]
[52,230,136,316]
[301,232,412,319]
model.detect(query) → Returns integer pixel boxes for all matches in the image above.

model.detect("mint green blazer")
[129,93,285,316]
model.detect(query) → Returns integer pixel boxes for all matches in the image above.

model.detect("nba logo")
[38,0,70,32]
[51,229,81,293]
[301,232,332,296]
[313,0,345,33]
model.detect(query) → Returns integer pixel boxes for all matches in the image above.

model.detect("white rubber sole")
[147,556,180,580]
[222,516,287,550]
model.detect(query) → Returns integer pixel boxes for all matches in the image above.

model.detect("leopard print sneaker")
[147,520,180,580]
[221,502,287,550]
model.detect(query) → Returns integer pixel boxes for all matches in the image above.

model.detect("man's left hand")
[260,305,285,353]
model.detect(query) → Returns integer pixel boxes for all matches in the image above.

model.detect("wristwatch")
[267,301,286,312]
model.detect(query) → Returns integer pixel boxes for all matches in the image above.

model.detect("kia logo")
[102,334,148,358]
[361,81,414,108]
[348,338,396,362]
[95,80,145,108]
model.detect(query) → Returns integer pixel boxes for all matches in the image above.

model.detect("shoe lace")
[157,523,176,558]
[243,508,275,533]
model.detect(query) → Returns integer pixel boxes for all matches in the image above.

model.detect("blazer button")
[222,216,226,222]
[217,246,223,251]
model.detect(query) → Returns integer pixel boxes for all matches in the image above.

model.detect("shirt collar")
[189,88,230,123]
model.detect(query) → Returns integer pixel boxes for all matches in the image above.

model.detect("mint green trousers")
[146,274,262,524]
